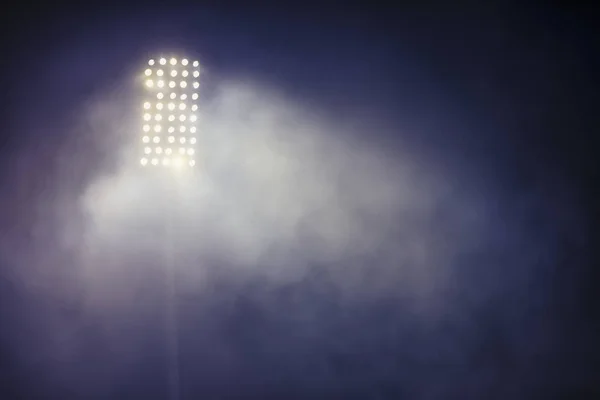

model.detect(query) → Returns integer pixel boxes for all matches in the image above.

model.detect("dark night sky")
[0,3,598,399]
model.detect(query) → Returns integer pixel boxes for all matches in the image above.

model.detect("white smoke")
[2,74,582,398]
[75,79,493,314]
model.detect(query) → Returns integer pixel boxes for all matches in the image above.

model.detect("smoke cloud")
[1,72,584,397]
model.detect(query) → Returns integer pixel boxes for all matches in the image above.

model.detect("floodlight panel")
[141,56,200,167]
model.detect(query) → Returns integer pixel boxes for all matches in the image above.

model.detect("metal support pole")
[165,182,180,400]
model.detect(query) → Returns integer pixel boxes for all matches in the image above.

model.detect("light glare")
[143,56,201,170]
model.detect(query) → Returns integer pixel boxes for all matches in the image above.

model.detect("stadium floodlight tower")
[141,56,200,170]
[140,55,201,400]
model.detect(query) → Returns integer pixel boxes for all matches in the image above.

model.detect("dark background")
[0,3,598,399]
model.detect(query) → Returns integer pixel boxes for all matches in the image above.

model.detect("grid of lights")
[141,57,200,168]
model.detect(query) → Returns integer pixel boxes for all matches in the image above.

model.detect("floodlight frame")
[140,56,201,170]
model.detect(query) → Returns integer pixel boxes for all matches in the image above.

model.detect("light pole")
[139,56,201,400]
